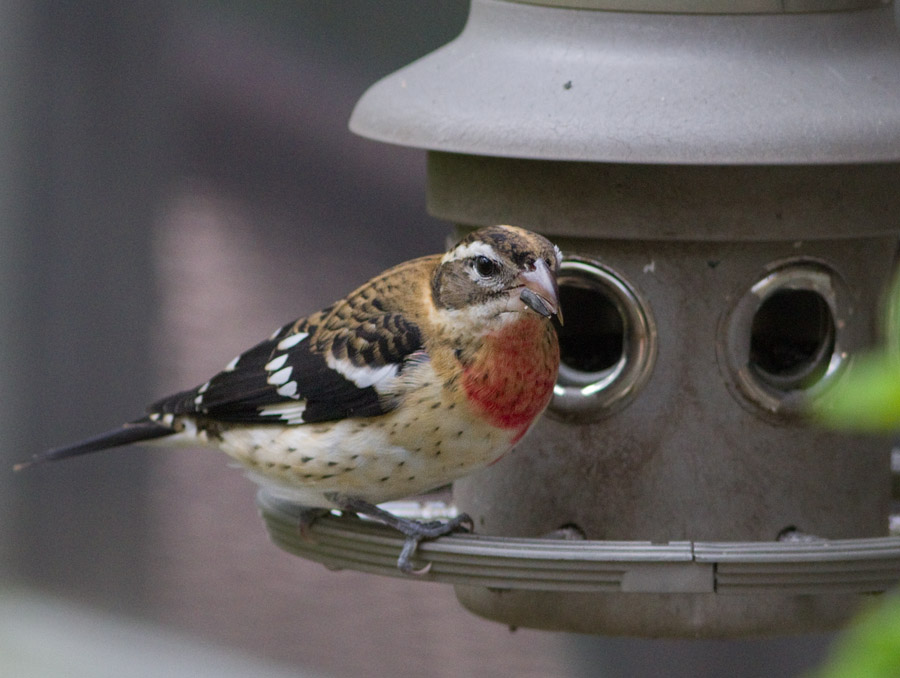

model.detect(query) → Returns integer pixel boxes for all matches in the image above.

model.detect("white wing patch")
[193,380,211,407]
[264,334,308,400]
[277,332,308,351]
[267,366,293,386]
[259,400,307,425]
[276,381,299,398]
[264,354,288,372]
[149,412,176,427]
[325,354,399,392]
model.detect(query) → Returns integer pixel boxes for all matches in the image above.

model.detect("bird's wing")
[150,305,426,426]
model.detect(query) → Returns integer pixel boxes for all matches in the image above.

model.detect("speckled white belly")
[213,382,517,508]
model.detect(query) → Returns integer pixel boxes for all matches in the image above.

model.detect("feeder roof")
[350,0,900,164]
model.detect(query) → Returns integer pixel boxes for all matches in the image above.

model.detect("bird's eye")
[473,255,499,278]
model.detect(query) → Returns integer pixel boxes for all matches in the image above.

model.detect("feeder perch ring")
[258,492,900,595]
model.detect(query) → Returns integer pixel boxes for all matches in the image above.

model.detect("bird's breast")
[461,315,559,444]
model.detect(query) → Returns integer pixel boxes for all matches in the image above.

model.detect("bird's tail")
[13,418,174,471]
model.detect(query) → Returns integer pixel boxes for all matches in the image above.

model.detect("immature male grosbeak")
[18,225,562,573]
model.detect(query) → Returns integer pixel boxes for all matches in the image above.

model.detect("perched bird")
[17,225,562,574]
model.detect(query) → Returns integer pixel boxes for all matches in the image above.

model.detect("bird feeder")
[259,0,900,636]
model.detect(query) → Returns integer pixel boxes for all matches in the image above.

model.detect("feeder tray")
[258,491,900,596]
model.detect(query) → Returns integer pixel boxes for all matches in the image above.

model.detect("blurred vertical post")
[0,1,174,612]
[0,0,29,578]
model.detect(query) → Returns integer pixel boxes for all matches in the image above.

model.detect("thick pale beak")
[515,258,562,323]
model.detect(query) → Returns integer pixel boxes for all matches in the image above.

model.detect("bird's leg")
[295,506,331,541]
[329,495,473,575]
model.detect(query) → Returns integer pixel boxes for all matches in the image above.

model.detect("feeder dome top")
[350,0,900,164]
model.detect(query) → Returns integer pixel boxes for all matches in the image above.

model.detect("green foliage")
[812,594,900,678]
[807,272,900,677]
[811,270,900,431]
[812,352,900,431]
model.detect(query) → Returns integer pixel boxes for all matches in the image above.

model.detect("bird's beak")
[513,259,563,324]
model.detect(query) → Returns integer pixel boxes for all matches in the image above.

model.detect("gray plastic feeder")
[350,0,900,166]
[330,0,900,636]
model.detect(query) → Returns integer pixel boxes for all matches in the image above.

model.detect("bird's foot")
[329,495,473,575]
[394,513,474,575]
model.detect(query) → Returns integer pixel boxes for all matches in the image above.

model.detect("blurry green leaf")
[811,352,900,432]
[810,268,900,432]
[809,272,900,678]
[813,593,900,678]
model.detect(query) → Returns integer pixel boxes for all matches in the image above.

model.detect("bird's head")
[431,225,563,329]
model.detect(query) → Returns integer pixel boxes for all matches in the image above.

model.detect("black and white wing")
[150,307,426,426]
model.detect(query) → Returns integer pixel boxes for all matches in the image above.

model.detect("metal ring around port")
[719,260,850,417]
[550,258,656,419]
[258,492,900,594]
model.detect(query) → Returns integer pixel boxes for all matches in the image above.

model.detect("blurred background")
[0,1,865,675]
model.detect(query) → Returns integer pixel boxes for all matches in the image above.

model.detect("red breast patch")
[462,316,559,441]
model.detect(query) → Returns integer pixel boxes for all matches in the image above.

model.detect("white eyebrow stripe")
[441,241,499,264]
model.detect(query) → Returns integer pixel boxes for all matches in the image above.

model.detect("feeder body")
[350,0,900,635]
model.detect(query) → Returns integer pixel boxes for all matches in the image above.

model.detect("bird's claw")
[398,538,432,575]
[393,512,473,575]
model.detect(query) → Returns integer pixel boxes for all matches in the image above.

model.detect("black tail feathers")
[14,419,174,471]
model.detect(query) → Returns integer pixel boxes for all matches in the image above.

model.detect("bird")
[16,224,562,574]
